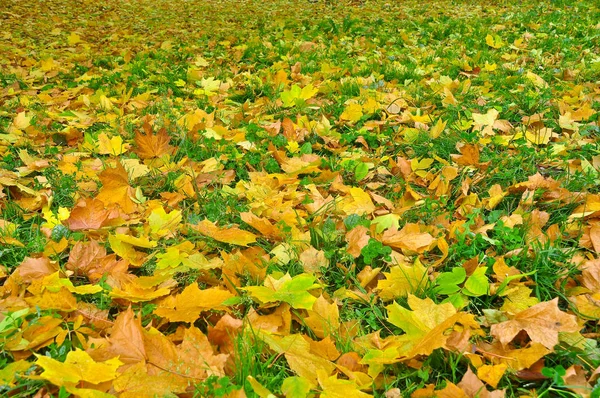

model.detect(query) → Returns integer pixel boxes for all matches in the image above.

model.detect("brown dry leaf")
[580,258,600,291]
[298,246,328,273]
[589,223,600,253]
[478,341,550,371]
[208,314,243,353]
[562,365,592,398]
[66,240,127,282]
[491,298,580,349]
[192,219,257,246]
[240,211,284,240]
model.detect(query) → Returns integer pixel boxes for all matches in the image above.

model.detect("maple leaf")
[280,84,318,107]
[339,187,376,216]
[376,258,428,301]
[339,103,364,124]
[477,364,507,389]
[113,362,188,398]
[192,219,257,246]
[490,298,580,349]
[345,225,370,258]
[36,349,122,387]
[66,240,127,282]
[134,127,173,159]
[240,211,285,240]
[153,284,234,323]
[0,360,31,387]
[13,111,31,130]
[148,205,182,239]
[88,307,146,365]
[96,132,129,155]
[281,376,312,398]
[380,223,434,254]
[66,198,111,230]
[302,295,340,338]
[109,275,173,303]
[477,341,551,371]
[262,333,335,384]
[386,295,480,358]
[317,369,372,398]
[96,162,136,214]
[144,326,228,381]
[455,368,505,398]
[245,273,320,310]
[16,256,57,282]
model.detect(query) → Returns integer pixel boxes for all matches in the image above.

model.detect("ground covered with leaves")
[1,0,600,396]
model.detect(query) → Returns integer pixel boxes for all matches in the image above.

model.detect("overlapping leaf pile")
[1,0,600,396]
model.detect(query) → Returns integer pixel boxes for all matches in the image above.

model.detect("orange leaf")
[96,161,136,214]
[65,198,111,230]
[134,127,173,159]
[192,219,257,246]
[345,225,370,258]
[88,307,146,365]
[144,326,228,381]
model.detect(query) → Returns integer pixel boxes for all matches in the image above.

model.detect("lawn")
[1,0,600,396]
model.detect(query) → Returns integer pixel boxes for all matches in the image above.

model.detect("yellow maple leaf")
[339,187,376,215]
[96,133,129,155]
[376,259,428,301]
[13,112,31,130]
[36,349,122,387]
[148,205,182,239]
[485,34,503,49]
[154,284,234,323]
[340,103,363,124]
[317,369,372,398]
[67,32,81,45]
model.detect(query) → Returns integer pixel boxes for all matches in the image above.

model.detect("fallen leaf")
[192,219,257,246]
[490,298,580,349]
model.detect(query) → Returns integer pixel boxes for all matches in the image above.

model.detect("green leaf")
[463,267,489,297]
[434,267,466,295]
[354,162,369,181]
[245,274,319,310]
[281,376,311,398]
[371,214,399,234]
[274,274,319,309]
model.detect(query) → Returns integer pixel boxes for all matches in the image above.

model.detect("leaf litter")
[1,0,600,396]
